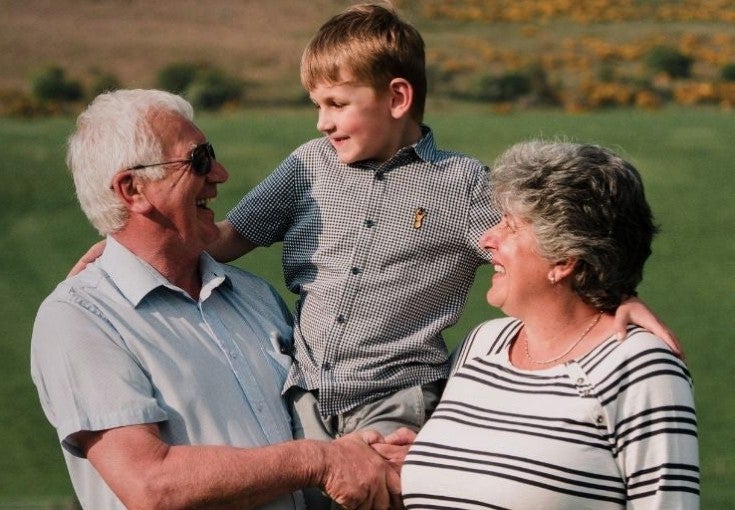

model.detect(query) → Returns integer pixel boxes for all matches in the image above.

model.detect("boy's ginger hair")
[301,2,427,122]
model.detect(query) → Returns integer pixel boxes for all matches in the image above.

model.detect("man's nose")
[208,160,228,183]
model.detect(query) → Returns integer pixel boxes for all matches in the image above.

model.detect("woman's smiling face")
[479,214,554,317]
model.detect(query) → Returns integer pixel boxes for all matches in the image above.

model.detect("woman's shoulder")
[451,317,521,372]
[582,325,692,387]
[613,325,680,360]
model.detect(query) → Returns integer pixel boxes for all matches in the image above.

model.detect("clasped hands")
[320,427,416,510]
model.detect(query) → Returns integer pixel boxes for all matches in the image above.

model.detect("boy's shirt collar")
[345,124,436,169]
[411,124,438,164]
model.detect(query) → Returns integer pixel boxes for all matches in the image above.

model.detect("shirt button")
[365,219,376,228]
[323,362,332,371]
[350,267,361,275]
[375,171,385,181]
[336,314,346,323]
[576,377,585,384]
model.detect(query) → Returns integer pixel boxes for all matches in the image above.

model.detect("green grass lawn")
[1,106,733,507]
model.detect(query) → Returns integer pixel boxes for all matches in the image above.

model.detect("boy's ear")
[387,78,414,119]
[110,171,153,213]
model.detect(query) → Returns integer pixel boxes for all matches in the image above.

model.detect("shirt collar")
[100,236,230,307]
[347,125,438,171]
[412,124,439,164]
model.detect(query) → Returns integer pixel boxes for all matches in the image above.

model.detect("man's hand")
[67,240,106,278]
[614,296,684,359]
[372,427,416,472]
[319,430,403,510]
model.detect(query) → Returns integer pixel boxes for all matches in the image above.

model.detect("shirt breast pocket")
[265,330,293,380]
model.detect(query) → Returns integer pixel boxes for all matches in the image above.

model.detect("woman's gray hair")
[67,89,194,235]
[490,140,658,310]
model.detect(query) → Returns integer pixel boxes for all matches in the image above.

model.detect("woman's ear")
[548,257,578,285]
[110,171,151,213]
[388,77,414,120]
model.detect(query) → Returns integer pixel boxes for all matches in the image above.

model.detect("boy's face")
[309,73,398,164]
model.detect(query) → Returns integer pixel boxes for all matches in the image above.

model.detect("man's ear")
[388,77,414,119]
[110,171,151,213]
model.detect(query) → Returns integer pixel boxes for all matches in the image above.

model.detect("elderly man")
[30,89,401,510]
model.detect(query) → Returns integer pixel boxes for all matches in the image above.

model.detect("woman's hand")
[371,427,417,473]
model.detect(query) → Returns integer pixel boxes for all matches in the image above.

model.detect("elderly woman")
[400,141,699,508]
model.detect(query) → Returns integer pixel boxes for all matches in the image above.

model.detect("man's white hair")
[67,89,194,234]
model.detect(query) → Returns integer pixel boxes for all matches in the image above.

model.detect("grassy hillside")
[2,107,734,507]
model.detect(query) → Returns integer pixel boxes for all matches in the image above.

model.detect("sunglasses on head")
[127,142,216,176]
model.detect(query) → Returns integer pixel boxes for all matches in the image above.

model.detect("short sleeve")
[30,297,166,457]
[226,151,299,247]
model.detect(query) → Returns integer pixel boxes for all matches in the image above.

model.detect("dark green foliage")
[720,62,735,82]
[157,62,244,110]
[89,71,121,97]
[31,66,83,102]
[461,64,559,106]
[645,46,693,78]
[156,62,201,94]
[472,70,531,102]
[186,68,244,110]
[524,63,561,106]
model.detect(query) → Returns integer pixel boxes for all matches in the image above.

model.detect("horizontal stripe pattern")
[402,318,699,509]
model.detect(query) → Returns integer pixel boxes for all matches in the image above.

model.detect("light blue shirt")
[31,237,304,509]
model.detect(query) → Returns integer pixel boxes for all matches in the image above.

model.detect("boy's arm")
[613,296,684,358]
[206,220,258,262]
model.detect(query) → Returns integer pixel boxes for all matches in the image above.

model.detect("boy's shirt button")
[350,267,361,275]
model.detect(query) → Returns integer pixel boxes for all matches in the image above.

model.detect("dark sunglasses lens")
[191,144,215,175]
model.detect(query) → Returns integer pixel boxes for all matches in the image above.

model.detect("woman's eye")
[501,215,516,232]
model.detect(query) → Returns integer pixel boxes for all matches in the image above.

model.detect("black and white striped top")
[227,127,500,415]
[402,317,699,509]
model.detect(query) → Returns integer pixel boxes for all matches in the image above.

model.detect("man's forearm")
[83,425,400,509]
[82,425,320,509]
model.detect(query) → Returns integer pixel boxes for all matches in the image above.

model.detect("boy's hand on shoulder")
[614,296,684,359]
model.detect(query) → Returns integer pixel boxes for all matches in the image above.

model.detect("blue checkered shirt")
[227,126,501,415]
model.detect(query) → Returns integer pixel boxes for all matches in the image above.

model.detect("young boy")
[211,3,483,440]
[208,2,679,442]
